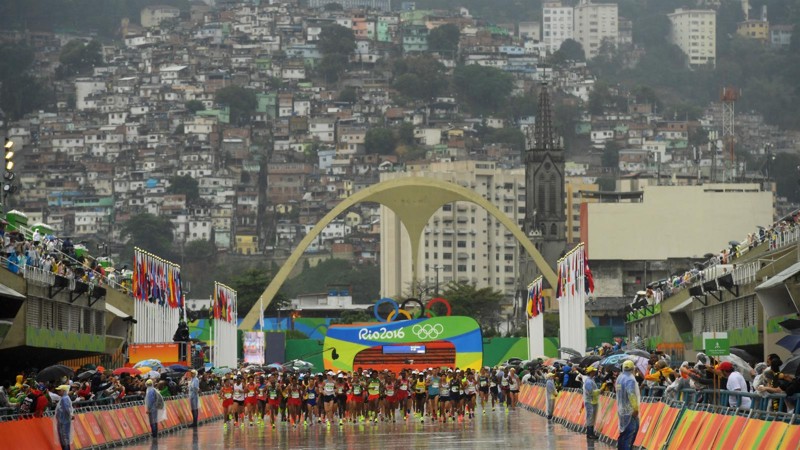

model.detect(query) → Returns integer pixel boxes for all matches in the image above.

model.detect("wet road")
[122,408,613,450]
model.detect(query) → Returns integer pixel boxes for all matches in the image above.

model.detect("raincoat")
[545,377,557,417]
[55,394,73,448]
[615,370,641,432]
[582,376,599,428]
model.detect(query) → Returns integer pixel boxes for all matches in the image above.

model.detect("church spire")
[534,83,559,151]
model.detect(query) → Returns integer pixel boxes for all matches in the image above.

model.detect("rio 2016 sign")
[324,316,482,372]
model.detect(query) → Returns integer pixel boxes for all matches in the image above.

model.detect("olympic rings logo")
[412,323,444,340]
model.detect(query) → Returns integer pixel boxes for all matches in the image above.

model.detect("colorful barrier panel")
[517,383,800,450]
[0,393,224,450]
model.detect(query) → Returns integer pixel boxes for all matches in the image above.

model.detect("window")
[457,241,466,248]
[443,240,452,247]
[457,265,467,272]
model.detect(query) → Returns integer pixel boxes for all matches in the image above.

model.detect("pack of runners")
[217,366,522,429]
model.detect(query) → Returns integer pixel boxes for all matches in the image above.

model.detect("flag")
[585,261,595,294]
[555,261,563,299]
[526,284,535,319]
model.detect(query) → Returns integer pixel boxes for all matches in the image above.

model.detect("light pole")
[434,264,441,297]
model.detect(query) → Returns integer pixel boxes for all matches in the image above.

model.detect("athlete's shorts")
[368,394,380,402]
[222,399,233,408]
[244,397,258,406]
[479,386,489,394]
[323,395,336,403]
[234,399,244,407]
[268,399,281,408]
[287,398,302,407]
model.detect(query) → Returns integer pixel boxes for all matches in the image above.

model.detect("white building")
[668,8,716,67]
[380,161,527,305]
[573,0,618,59]
[141,6,181,28]
[542,1,574,54]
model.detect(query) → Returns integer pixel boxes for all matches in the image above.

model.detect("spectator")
[720,362,751,409]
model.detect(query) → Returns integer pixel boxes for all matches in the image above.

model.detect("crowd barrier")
[518,384,800,450]
[0,393,224,450]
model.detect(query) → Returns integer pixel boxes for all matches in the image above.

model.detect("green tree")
[392,55,449,100]
[317,54,349,83]
[282,258,380,305]
[227,267,289,317]
[365,127,397,155]
[215,86,256,125]
[601,141,621,169]
[335,309,373,324]
[452,64,513,113]
[428,23,460,56]
[551,38,585,64]
[485,127,526,153]
[440,282,504,334]
[338,86,357,103]
[120,213,176,261]
[588,82,610,116]
[57,39,102,79]
[398,122,415,146]
[318,24,356,57]
[167,175,200,203]
[185,100,205,113]
[0,43,53,119]
[322,2,343,11]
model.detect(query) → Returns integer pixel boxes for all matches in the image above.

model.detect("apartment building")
[573,0,618,59]
[668,8,716,67]
[542,1,574,54]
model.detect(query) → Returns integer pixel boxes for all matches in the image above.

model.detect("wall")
[587,184,772,260]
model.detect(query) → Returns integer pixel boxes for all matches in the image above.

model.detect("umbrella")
[286,360,314,371]
[626,349,651,359]
[631,356,649,376]
[36,365,75,382]
[542,358,566,367]
[781,355,800,375]
[144,370,160,380]
[729,347,759,364]
[600,354,631,370]
[719,355,754,382]
[266,363,284,372]
[213,367,233,376]
[137,367,151,374]
[79,364,97,371]
[576,355,602,368]
[113,367,141,376]
[133,359,163,371]
[778,319,800,335]
[76,370,96,381]
[558,347,582,358]
[776,335,800,353]
[167,364,191,373]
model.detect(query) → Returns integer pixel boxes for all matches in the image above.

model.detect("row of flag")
[526,243,595,319]
[213,282,237,323]
[132,248,183,309]
[556,244,594,299]
[526,276,544,318]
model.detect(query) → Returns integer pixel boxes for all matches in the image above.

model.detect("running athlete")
[384,373,398,422]
[449,370,461,421]
[478,368,489,414]
[257,376,268,425]
[507,368,520,411]
[426,369,440,421]
[413,372,427,420]
[398,371,411,419]
[350,374,365,422]
[232,376,246,427]
[335,374,348,425]
[464,371,478,418]
[489,370,499,411]
[244,376,259,426]
[367,372,382,424]
[285,377,303,428]
[439,372,451,421]
[322,372,337,427]
[220,378,234,427]
[499,369,510,410]
[266,375,281,428]
[305,377,318,426]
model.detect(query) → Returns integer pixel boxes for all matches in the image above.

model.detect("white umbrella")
[145,370,161,380]
[719,355,754,382]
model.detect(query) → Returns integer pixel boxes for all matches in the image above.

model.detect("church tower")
[524,82,566,276]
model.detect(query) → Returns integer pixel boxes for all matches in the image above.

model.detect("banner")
[212,282,238,368]
[213,282,237,323]
[557,243,590,358]
[244,331,265,365]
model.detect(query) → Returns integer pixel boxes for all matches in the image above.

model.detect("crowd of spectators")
[0,221,131,293]
[522,350,800,414]
[0,366,220,419]
[630,210,800,310]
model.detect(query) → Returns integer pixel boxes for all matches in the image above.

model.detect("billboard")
[243,332,265,365]
[323,316,482,372]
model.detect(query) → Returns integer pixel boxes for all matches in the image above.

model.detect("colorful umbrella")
[113,367,141,376]
[133,359,163,371]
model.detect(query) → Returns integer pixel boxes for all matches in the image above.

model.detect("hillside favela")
[0,0,799,449]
